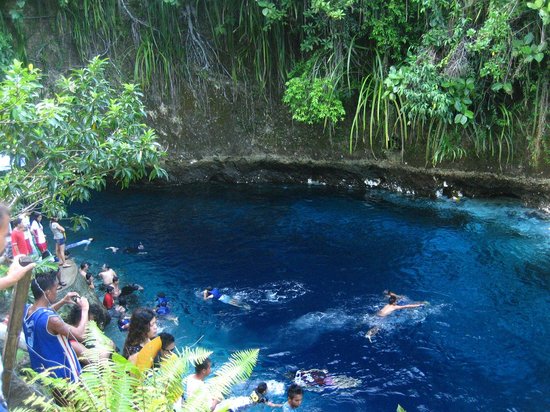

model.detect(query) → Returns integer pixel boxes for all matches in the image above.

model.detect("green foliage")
[283,74,345,125]
[19,323,259,412]
[3,0,548,167]
[0,57,167,221]
[441,78,475,126]
[0,29,14,73]
[512,33,545,64]
[360,0,424,59]
[0,12,14,73]
[526,0,550,25]
[384,62,452,122]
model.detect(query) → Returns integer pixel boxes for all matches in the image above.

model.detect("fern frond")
[185,347,213,368]
[207,349,259,401]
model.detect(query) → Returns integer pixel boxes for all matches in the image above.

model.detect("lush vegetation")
[15,323,258,412]
[0,0,548,168]
[0,56,166,223]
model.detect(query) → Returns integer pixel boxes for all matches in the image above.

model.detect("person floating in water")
[120,283,144,298]
[213,382,283,411]
[66,238,94,251]
[155,292,179,325]
[105,242,146,255]
[365,291,427,342]
[124,242,147,255]
[377,294,425,317]
[155,292,170,315]
[292,369,334,387]
[203,287,251,310]
[117,298,131,331]
[287,369,361,390]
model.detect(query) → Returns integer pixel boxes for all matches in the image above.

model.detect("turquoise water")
[69,183,550,411]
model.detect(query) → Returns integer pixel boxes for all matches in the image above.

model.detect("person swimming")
[365,292,427,341]
[213,382,282,411]
[66,238,94,251]
[120,283,144,298]
[106,243,146,255]
[203,287,251,310]
[287,369,361,391]
[154,292,179,325]
[123,242,147,255]
[292,369,334,387]
[377,295,425,317]
[155,292,170,316]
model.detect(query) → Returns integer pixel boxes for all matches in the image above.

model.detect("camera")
[71,295,81,303]
[19,256,35,267]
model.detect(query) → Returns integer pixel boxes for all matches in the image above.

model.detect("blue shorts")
[55,238,65,246]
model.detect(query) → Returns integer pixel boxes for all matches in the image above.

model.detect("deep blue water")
[68,183,550,411]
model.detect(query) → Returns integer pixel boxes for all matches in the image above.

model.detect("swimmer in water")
[291,369,334,387]
[287,369,361,390]
[365,291,425,341]
[155,292,179,325]
[377,295,425,317]
[123,242,147,255]
[213,382,282,411]
[203,287,251,310]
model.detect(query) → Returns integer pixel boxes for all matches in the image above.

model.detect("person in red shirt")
[103,286,115,309]
[11,217,31,256]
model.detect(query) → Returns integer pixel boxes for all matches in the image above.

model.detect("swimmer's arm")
[266,401,283,407]
[396,303,424,310]
[203,290,213,299]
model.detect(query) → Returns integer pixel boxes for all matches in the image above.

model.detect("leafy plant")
[442,77,476,126]
[0,57,167,221]
[283,74,345,125]
[16,322,259,412]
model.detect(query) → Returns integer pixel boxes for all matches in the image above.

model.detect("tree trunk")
[2,271,32,400]
[533,79,548,166]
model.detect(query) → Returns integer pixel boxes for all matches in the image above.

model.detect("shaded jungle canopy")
[0,0,547,168]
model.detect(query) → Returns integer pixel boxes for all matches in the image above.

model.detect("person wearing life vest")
[155,292,170,316]
[213,382,283,411]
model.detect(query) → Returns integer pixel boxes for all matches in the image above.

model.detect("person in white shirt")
[30,212,49,257]
[185,357,219,411]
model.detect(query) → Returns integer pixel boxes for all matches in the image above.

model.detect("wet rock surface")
[157,156,550,212]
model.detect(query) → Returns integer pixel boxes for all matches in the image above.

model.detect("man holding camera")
[22,271,89,383]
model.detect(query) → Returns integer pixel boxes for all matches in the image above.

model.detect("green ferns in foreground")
[15,323,259,412]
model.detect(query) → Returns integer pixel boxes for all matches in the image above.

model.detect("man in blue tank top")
[23,271,89,383]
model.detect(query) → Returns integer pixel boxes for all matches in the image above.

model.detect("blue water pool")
[69,183,550,411]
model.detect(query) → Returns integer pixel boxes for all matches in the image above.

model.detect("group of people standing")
[9,212,69,267]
